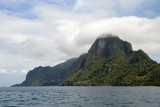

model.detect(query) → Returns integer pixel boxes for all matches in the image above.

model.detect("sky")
[0,0,160,87]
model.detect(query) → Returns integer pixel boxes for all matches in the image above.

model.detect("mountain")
[81,34,133,69]
[13,54,86,86]
[62,34,160,86]
[13,34,160,86]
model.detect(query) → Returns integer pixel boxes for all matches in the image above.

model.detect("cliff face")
[88,35,133,58]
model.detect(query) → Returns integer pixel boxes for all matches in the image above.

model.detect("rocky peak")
[88,34,133,58]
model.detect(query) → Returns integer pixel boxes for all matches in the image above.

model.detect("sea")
[0,86,160,107]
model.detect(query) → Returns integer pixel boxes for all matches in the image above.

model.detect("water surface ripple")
[0,86,160,107]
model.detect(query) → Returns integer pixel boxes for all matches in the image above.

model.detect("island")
[13,34,160,86]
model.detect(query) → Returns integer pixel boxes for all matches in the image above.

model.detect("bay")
[0,86,160,107]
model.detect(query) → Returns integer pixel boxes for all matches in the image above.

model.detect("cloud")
[0,69,27,86]
[74,16,160,52]
[73,0,115,13]
[33,4,160,57]
[73,0,156,17]
[19,38,57,57]
[117,0,145,11]
[0,3,160,64]
[0,69,7,74]
[0,69,27,75]
[21,70,28,74]
[0,0,160,86]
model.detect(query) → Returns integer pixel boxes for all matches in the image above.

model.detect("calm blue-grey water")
[0,86,160,107]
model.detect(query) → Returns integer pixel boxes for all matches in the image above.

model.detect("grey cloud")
[19,38,57,57]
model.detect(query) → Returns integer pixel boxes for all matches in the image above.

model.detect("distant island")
[13,34,160,86]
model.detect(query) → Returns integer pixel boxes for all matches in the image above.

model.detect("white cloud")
[19,38,57,57]
[0,69,7,74]
[0,69,27,75]
[0,0,160,86]
[0,3,160,66]
[117,0,145,11]
[21,70,28,74]
[74,16,160,54]
[73,0,151,15]
[30,4,160,56]
[73,0,115,13]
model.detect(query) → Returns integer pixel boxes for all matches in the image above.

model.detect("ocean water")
[0,86,160,107]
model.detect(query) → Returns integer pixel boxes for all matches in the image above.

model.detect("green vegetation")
[62,50,160,86]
